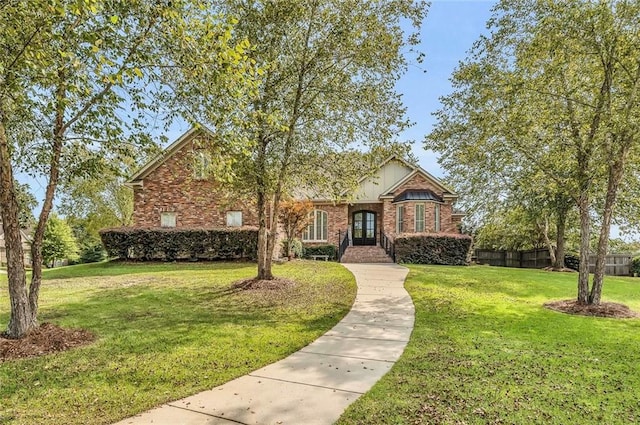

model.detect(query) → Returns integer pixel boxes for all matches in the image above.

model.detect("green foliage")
[0,261,356,424]
[78,242,108,264]
[338,265,640,424]
[564,254,580,271]
[1,0,258,336]
[303,244,337,261]
[99,227,258,261]
[42,215,80,267]
[13,181,37,228]
[282,238,303,259]
[395,234,472,265]
[631,257,640,276]
[427,0,640,303]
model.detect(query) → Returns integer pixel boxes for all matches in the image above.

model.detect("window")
[160,212,176,227]
[435,203,441,232]
[415,204,425,232]
[226,211,243,227]
[193,151,211,180]
[396,205,404,233]
[303,210,328,241]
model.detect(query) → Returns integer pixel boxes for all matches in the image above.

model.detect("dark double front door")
[352,211,376,246]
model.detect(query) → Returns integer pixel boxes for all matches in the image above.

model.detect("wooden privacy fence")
[474,249,632,276]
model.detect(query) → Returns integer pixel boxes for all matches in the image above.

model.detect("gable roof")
[346,155,457,201]
[126,126,214,184]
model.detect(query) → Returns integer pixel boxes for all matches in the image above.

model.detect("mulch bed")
[1,322,95,362]
[544,299,639,319]
[230,277,297,291]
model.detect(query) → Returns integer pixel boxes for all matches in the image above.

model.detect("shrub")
[79,242,108,264]
[303,244,337,260]
[395,233,472,265]
[564,253,580,271]
[282,238,304,259]
[99,227,258,261]
[631,257,640,276]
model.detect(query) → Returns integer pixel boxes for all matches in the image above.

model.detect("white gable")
[354,159,413,201]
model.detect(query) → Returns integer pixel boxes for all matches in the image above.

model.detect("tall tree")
[428,0,640,304]
[0,0,253,338]
[190,0,427,280]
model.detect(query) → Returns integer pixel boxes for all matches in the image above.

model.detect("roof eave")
[126,125,214,184]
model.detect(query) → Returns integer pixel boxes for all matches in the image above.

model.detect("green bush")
[303,244,337,260]
[79,242,108,263]
[631,257,640,276]
[564,253,580,271]
[99,227,258,261]
[282,238,304,259]
[395,233,472,265]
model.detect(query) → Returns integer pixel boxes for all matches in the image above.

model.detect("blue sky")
[399,0,495,177]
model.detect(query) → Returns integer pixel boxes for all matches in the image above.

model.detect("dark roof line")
[392,189,443,203]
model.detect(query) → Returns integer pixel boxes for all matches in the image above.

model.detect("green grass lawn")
[337,265,640,425]
[0,260,356,425]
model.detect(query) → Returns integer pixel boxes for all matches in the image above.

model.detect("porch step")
[340,245,394,264]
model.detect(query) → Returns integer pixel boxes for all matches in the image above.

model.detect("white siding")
[354,160,413,201]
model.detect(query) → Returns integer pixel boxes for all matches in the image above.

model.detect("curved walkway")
[115,263,413,425]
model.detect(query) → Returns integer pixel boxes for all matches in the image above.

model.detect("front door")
[352,211,376,246]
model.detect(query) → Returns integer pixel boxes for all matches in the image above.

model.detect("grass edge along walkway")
[337,265,640,425]
[113,263,413,425]
[0,260,356,425]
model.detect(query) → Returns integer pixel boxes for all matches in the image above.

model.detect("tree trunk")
[26,74,66,325]
[590,146,629,304]
[541,217,556,267]
[554,204,568,269]
[0,119,33,338]
[255,135,273,280]
[577,193,591,305]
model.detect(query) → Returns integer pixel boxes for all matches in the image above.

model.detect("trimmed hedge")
[303,244,337,261]
[395,233,472,265]
[99,227,258,261]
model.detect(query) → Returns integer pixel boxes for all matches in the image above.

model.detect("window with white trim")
[435,203,441,232]
[396,205,405,233]
[160,212,177,227]
[226,211,243,227]
[303,210,328,242]
[415,204,425,232]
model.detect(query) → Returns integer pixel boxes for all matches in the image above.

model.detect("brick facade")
[304,203,348,246]
[381,172,460,238]
[129,135,462,256]
[132,140,258,228]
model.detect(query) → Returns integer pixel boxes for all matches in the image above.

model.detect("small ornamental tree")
[278,199,313,259]
[42,215,79,268]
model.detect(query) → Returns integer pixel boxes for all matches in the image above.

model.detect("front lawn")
[0,260,356,425]
[338,265,640,425]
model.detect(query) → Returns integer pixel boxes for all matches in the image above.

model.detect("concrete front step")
[341,246,394,264]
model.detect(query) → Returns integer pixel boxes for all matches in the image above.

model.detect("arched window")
[303,210,328,242]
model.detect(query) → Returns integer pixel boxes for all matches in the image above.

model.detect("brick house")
[126,128,464,261]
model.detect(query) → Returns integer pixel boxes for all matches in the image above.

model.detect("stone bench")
[310,255,330,261]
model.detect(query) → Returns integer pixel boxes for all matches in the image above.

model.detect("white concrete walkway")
[114,263,413,425]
